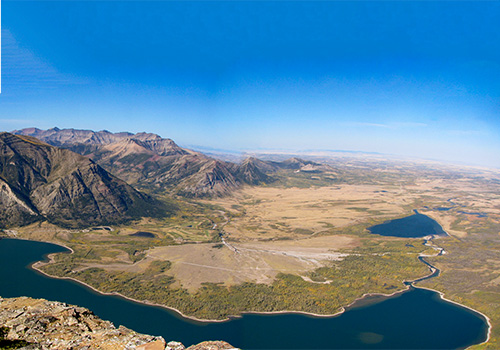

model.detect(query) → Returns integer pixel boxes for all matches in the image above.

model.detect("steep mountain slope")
[89,139,238,197]
[232,157,274,185]
[176,159,239,197]
[0,133,169,228]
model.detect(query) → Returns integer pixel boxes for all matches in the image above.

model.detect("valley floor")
[4,158,500,348]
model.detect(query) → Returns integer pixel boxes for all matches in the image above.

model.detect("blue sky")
[1,1,499,167]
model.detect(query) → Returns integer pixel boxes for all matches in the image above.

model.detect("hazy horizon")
[1,1,499,168]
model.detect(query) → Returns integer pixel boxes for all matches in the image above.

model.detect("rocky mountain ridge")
[14,128,334,198]
[13,127,194,157]
[0,132,169,228]
[0,296,236,350]
[14,128,248,197]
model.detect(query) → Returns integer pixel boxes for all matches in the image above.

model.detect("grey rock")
[166,340,186,350]
[0,296,237,350]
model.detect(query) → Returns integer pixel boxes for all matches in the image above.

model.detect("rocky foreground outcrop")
[0,296,236,350]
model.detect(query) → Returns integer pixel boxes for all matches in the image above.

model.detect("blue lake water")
[368,210,447,238]
[0,238,488,349]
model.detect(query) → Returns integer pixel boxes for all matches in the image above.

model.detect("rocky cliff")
[0,133,170,228]
[0,296,236,350]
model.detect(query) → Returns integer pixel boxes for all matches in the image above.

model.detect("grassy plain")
[146,235,356,290]
[5,156,500,347]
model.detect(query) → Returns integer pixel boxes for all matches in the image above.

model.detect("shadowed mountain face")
[232,157,274,185]
[83,138,240,197]
[0,133,170,228]
[14,128,334,197]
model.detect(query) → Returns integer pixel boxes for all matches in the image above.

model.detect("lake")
[0,238,488,349]
[368,210,447,238]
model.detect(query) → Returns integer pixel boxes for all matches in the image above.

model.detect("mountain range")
[14,128,332,197]
[0,127,334,228]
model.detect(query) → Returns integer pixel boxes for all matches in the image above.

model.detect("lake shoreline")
[3,239,493,349]
[414,285,492,346]
[31,250,413,323]
[409,234,492,346]
[17,236,416,323]
[4,234,492,348]
[23,235,482,330]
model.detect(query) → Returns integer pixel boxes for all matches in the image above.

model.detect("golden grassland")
[5,158,500,347]
[145,235,356,290]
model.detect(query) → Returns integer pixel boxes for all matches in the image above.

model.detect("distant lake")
[369,210,447,238]
[0,238,488,349]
